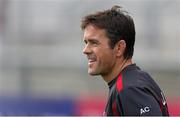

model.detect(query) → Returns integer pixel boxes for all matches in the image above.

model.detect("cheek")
[98,49,115,65]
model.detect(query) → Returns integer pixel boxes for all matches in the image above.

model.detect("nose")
[83,44,91,54]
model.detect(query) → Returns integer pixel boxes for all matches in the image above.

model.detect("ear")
[115,40,126,57]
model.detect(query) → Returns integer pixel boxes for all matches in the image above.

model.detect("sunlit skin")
[83,25,132,83]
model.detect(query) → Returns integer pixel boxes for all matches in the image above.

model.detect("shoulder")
[121,65,155,90]
[114,67,160,99]
[115,64,161,95]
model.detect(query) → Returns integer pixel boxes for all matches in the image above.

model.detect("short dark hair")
[81,5,135,59]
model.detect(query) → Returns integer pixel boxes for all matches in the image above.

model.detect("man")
[81,5,169,116]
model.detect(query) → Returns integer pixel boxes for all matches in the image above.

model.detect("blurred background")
[0,0,180,116]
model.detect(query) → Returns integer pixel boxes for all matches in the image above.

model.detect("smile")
[89,59,96,63]
[88,59,96,65]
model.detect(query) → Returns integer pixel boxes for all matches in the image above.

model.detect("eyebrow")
[84,38,100,44]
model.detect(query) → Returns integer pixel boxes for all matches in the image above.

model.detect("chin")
[88,70,100,76]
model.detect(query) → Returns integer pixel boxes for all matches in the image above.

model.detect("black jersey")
[104,64,169,116]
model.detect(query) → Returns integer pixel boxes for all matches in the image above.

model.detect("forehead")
[83,25,107,40]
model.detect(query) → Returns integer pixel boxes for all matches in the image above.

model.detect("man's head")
[81,5,135,76]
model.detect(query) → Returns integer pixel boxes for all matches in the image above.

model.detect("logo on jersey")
[140,106,150,115]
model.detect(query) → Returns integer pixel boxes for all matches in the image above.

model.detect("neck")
[102,58,133,83]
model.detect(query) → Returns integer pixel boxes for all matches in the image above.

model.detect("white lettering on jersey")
[140,106,150,115]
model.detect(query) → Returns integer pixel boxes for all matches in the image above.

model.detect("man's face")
[83,25,116,76]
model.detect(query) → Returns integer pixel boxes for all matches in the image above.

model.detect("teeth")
[89,59,95,63]
[89,60,94,62]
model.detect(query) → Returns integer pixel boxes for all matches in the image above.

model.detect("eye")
[83,40,87,44]
[90,40,99,45]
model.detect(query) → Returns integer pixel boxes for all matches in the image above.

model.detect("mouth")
[87,55,97,65]
[88,59,96,65]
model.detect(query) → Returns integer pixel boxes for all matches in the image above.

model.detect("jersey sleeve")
[116,86,163,116]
